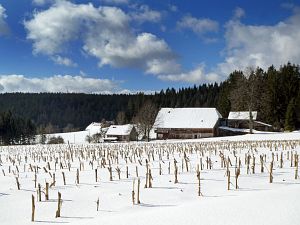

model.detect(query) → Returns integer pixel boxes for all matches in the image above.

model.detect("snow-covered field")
[1,132,300,225]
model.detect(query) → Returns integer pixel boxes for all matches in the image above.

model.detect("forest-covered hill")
[0,63,299,133]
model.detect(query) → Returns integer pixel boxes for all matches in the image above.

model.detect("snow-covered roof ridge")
[154,107,222,129]
[106,124,134,136]
[228,111,258,120]
[85,122,102,131]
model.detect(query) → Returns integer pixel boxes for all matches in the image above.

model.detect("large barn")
[154,108,222,139]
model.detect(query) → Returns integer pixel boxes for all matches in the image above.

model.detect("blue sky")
[0,0,299,93]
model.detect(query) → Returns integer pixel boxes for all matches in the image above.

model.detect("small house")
[227,111,258,128]
[105,124,137,142]
[227,111,272,131]
[154,108,222,139]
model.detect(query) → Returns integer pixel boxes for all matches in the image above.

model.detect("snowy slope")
[47,127,104,144]
[48,130,89,144]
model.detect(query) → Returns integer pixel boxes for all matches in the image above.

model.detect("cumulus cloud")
[146,59,181,75]
[177,15,219,35]
[51,55,77,67]
[218,8,300,75]
[158,65,222,83]
[24,1,224,84]
[24,2,177,73]
[0,4,9,35]
[0,75,119,93]
[159,6,300,84]
[130,5,162,23]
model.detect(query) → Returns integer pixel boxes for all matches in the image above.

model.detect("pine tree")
[284,98,296,131]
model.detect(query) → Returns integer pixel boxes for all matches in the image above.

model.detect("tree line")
[218,63,300,131]
[0,62,299,141]
[0,111,36,145]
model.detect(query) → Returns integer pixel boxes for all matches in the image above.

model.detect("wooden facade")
[156,127,219,140]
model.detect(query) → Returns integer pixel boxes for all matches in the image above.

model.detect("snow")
[106,124,134,136]
[155,108,222,129]
[149,128,156,139]
[255,120,273,127]
[85,122,102,133]
[103,137,118,141]
[228,111,258,120]
[0,131,300,225]
[48,130,89,144]
[48,126,104,144]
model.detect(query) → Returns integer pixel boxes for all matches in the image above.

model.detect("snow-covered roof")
[255,121,272,127]
[228,111,257,120]
[154,108,222,129]
[106,124,134,136]
[85,122,102,131]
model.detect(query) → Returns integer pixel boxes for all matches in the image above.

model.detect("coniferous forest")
[0,63,299,140]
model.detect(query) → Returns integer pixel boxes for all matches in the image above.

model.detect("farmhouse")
[105,124,137,142]
[154,108,222,139]
[227,111,273,131]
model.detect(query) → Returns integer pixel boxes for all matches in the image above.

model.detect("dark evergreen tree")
[284,98,296,131]
[0,111,36,145]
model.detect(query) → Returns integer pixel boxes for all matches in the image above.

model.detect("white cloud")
[51,55,77,67]
[233,7,245,19]
[25,2,88,55]
[146,59,181,75]
[0,4,9,35]
[86,32,175,69]
[169,4,178,12]
[32,0,68,6]
[101,0,129,5]
[158,65,222,83]
[24,2,176,72]
[177,15,219,35]
[218,8,300,75]
[32,0,52,5]
[130,5,162,23]
[167,7,300,84]
[116,89,157,95]
[281,3,295,10]
[24,1,224,84]
[34,0,130,6]
[0,75,119,93]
